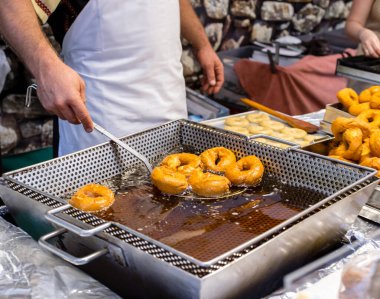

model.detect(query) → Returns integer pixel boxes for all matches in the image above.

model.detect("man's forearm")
[179,0,211,51]
[0,0,60,79]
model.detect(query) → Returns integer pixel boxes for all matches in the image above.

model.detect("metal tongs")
[25,84,153,173]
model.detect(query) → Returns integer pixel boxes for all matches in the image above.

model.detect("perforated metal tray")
[1,119,378,271]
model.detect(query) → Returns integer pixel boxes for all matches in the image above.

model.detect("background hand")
[195,46,224,95]
[35,58,94,132]
[359,28,380,58]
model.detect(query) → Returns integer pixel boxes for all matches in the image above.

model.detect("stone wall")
[0,0,351,156]
[182,0,352,78]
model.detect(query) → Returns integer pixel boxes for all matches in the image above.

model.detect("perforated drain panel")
[4,120,376,277]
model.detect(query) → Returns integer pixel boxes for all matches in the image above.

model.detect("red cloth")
[234,51,354,115]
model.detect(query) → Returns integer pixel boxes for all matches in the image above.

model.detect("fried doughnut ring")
[369,130,380,157]
[281,127,307,139]
[246,112,270,123]
[224,117,249,127]
[348,102,371,116]
[224,125,250,135]
[341,127,363,161]
[200,147,236,172]
[360,138,371,162]
[69,184,115,212]
[188,169,231,197]
[261,120,286,131]
[360,157,380,177]
[328,142,347,157]
[331,117,371,141]
[248,125,272,135]
[151,166,188,195]
[225,156,264,186]
[337,88,359,109]
[370,92,380,109]
[359,86,380,103]
[161,153,201,177]
[357,109,380,130]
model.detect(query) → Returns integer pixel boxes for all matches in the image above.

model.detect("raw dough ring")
[151,166,188,195]
[69,183,115,212]
[224,117,249,127]
[200,147,236,172]
[281,127,307,139]
[260,120,286,131]
[246,112,270,123]
[248,125,272,135]
[225,156,264,186]
[188,169,231,197]
[224,125,250,135]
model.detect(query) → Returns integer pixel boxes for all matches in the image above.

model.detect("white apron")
[59,0,187,156]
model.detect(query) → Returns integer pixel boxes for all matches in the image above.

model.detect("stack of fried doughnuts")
[222,112,323,148]
[328,116,380,177]
[337,86,380,116]
[69,183,115,212]
[151,147,265,197]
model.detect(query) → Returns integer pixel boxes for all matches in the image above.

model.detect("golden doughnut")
[188,169,231,197]
[328,142,347,157]
[200,147,236,172]
[246,112,270,123]
[280,127,307,139]
[225,156,264,186]
[69,184,115,212]
[370,92,380,109]
[360,138,371,162]
[337,88,359,109]
[224,125,250,135]
[161,153,201,177]
[331,117,371,141]
[348,102,371,116]
[357,109,380,130]
[248,125,272,135]
[341,127,364,161]
[369,129,380,157]
[224,117,249,127]
[360,157,380,177]
[261,120,286,131]
[151,166,188,195]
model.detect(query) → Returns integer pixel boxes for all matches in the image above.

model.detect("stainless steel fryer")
[0,119,378,299]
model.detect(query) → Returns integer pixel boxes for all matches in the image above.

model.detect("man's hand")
[359,28,380,58]
[196,46,224,95]
[35,58,94,132]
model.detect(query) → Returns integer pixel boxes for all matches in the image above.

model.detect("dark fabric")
[234,49,356,115]
[47,0,89,45]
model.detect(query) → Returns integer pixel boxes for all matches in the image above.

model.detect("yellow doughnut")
[248,125,272,135]
[225,156,264,186]
[188,169,231,197]
[246,112,270,123]
[281,127,307,139]
[200,147,236,172]
[161,153,201,178]
[224,125,250,135]
[224,117,249,127]
[69,184,115,212]
[260,120,286,131]
[151,166,188,195]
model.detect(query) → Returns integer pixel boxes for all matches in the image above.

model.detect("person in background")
[0,0,224,155]
[345,0,380,58]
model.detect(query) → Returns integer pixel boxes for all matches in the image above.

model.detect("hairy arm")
[179,0,224,94]
[345,0,380,57]
[0,0,93,131]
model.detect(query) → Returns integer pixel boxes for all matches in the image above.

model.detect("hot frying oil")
[93,166,326,262]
